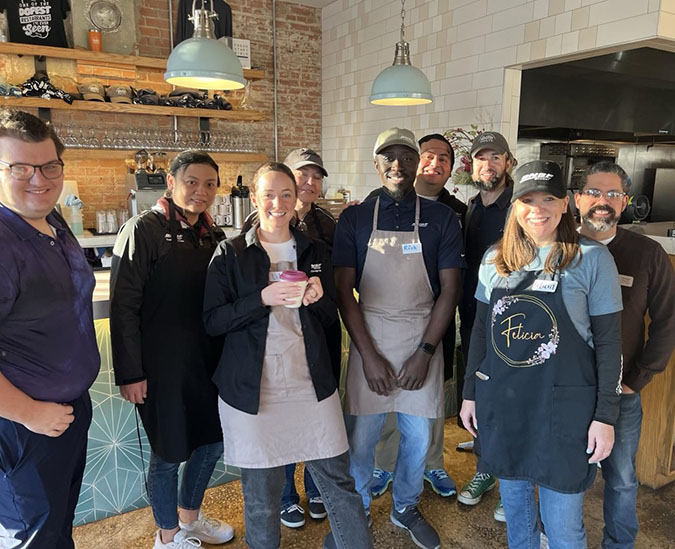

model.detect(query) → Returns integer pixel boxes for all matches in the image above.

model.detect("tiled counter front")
[74,318,240,526]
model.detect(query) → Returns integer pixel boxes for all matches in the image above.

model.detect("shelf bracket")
[199,117,210,147]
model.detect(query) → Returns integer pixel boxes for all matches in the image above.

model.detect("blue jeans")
[499,478,586,549]
[345,412,432,512]
[281,462,319,507]
[147,442,223,529]
[601,393,642,548]
[240,452,372,549]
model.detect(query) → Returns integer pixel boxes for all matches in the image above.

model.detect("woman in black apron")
[110,151,233,549]
[460,160,623,548]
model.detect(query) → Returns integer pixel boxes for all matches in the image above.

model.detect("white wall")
[321,0,675,200]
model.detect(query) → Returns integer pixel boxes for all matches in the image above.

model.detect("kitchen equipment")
[540,143,618,190]
[643,168,675,222]
[125,172,167,191]
[621,195,651,223]
[134,149,150,174]
[231,175,251,229]
[127,189,165,217]
[151,151,168,173]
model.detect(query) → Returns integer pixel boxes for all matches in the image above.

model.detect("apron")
[218,254,347,469]
[475,269,598,493]
[138,203,223,463]
[344,196,444,418]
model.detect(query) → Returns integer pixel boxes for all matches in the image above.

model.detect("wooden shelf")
[63,149,267,163]
[0,42,265,80]
[0,96,265,121]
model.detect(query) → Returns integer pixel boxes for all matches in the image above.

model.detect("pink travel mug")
[279,270,308,308]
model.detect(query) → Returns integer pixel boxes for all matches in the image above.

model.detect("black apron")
[475,269,598,493]
[138,203,223,462]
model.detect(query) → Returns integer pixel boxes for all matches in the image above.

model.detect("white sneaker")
[179,511,235,544]
[153,529,201,548]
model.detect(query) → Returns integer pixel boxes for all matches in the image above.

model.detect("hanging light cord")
[399,0,406,44]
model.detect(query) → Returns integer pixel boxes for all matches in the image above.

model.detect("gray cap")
[373,127,419,158]
[512,160,566,203]
[283,148,328,177]
[106,85,133,103]
[470,131,511,156]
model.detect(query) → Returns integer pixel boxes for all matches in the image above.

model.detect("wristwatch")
[418,342,436,355]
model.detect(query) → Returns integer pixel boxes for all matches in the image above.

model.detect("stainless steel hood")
[518,48,675,143]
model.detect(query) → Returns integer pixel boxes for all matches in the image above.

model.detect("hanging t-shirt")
[0,0,70,47]
[175,0,232,44]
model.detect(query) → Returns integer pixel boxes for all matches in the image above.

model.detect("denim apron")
[475,269,598,493]
[344,196,444,418]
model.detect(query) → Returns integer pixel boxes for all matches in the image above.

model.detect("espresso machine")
[126,150,168,216]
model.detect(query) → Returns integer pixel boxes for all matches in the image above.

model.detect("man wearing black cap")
[457,131,515,519]
[334,128,464,549]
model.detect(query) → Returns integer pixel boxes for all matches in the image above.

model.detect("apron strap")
[372,196,380,230]
[413,195,421,238]
[168,200,179,249]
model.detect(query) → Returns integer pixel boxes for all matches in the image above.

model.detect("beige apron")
[344,196,444,418]
[219,257,347,469]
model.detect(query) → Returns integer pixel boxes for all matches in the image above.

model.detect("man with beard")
[333,128,464,549]
[365,134,467,500]
[576,161,675,548]
[457,131,514,520]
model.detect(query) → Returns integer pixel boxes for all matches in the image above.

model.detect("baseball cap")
[373,127,419,158]
[512,160,566,203]
[106,85,133,104]
[470,131,511,156]
[283,148,328,177]
[77,82,105,102]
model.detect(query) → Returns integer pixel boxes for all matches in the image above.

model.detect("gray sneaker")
[457,472,496,505]
[390,506,440,549]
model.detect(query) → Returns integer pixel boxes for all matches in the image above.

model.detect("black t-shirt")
[176,0,232,44]
[0,0,70,47]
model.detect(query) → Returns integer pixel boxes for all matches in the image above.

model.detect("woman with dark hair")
[204,162,372,549]
[460,160,623,548]
[110,150,234,548]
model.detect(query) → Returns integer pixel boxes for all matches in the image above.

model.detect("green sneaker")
[493,499,506,522]
[457,472,496,505]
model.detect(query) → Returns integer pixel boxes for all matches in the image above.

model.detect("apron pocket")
[552,386,596,441]
[474,378,497,430]
[261,354,289,398]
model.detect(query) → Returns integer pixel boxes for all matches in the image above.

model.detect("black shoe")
[308,497,327,520]
[390,505,440,549]
[280,503,305,528]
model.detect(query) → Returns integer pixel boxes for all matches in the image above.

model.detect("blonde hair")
[492,203,581,276]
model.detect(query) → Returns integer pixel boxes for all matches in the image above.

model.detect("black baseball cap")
[470,131,511,156]
[512,160,566,203]
[283,148,328,177]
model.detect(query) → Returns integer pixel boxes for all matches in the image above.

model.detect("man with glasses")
[0,109,99,547]
[241,148,338,529]
[576,161,675,548]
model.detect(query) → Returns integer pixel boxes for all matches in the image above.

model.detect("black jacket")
[203,226,338,414]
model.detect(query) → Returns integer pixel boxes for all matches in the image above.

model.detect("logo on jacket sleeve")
[310,263,322,274]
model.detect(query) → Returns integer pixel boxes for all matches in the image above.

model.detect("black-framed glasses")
[578,188,626,200]
[0,159,65,180]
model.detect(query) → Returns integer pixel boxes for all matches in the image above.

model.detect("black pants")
[0,393,91,549]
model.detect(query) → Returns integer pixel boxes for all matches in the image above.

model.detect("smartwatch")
[418,342,436,355]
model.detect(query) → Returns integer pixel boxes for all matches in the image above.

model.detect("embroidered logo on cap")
[521,172,554,183]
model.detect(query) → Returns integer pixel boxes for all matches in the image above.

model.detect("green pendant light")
[164,0,246,90]
[370,0,432,106]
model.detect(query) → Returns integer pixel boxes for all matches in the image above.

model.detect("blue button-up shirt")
[333,188,465,298]
[0,206,99,402]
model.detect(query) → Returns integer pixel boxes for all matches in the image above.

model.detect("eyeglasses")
[0,160,65,180]
[578,188,626,200]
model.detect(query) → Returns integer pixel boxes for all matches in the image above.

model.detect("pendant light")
[164,0,246,90]
[369,0,432,106]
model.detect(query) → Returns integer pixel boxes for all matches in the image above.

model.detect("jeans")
[345,412,432,512]
[601,393,642,548]
[240,452,372,549]
[281,462,319,507]
[499,478,586,549]
[374,413,446,471]
[147,441,223,529]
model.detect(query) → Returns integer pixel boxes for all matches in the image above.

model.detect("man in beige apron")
[333,128,464,549]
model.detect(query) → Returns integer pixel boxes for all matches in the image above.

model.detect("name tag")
[269,271,281,282]
[532,279,558,293]
[402,242,422,254]
[619,274,634,287]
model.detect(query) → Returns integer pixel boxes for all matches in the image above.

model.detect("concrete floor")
[73,422,675,548]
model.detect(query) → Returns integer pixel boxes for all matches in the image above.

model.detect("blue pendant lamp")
[164,0,246,90]
[370,0,432,106]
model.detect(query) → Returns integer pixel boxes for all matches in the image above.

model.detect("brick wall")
[0,0,322,228]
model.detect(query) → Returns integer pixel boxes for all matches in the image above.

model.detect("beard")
[582,204,620,233]
[473,170,505,191]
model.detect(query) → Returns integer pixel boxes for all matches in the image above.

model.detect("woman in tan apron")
[204,162,372,549]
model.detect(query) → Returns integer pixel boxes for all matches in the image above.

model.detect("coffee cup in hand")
[279,270,308,308]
